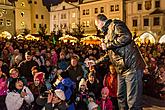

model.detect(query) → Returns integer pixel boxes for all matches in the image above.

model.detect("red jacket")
[97,98,113,110]
[103,73,117,97]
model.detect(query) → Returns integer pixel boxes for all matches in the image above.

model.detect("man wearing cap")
[95,14,146,110]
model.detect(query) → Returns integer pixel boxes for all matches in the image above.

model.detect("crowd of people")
[0,36,164,110]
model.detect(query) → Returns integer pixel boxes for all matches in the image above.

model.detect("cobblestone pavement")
[143,95,165,110]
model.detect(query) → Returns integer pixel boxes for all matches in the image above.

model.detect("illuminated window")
[86,9,89,15]
[6,20,11,26]
[72,23,76,28]
[115,5,119,11]
[21,2,25,7]
[86,21,90,27]
[110,5,114,11]
[21,22,25,27]
[82,21,86,27]
[72,13,76,17]
[2,9,7,14]
[100,7,104,13]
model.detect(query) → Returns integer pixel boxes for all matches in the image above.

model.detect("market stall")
[80,35,101,45]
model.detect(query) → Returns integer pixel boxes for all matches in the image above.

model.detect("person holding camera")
[37,89,68,110]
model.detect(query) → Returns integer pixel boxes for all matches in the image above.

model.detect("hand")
[47,92,53,103]
[101,43,107,50]
[20,92,27,98]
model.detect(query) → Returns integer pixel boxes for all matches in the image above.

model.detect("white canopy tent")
[159,35,165,43]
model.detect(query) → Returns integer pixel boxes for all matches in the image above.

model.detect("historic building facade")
[126,0,165,41]
[50,1,79,34]
[0,0,15,35]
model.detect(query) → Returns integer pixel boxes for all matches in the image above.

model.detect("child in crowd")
[75,78,89,110]
[97,87,113,110]
[103,64,118,110]
[6,78,34,110]
[8,68,27,87]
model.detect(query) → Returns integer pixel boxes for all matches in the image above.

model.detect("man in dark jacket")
[95,14,146,110]
[18,51,39,83]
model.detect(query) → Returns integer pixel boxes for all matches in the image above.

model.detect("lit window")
[86,9,89,15]
[72,13,76,17]
[110,5,114,12]
[82,21,86,27]
[61,14,63,19]
[21,2,25,7]
[72,23,76,28]
[21,22,25,27]
[86,21,90,27]
[39,24,42,28]
[115,5,119,11]
[2,9,7,14]
[6,20,11,26]
[100,7,104,13]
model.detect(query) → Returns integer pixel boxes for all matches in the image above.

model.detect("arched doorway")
[140,32,156,44]
[159,35,165,43]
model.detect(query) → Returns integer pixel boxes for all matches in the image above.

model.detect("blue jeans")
[117,69,143,110]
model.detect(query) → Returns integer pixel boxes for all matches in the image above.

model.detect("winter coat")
[97,98,113,110]
[5,86,34,110]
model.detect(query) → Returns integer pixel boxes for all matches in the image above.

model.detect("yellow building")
[79,0,124,35]
[50,1,80,34]
[15,0,50,35]
[126,0,165,41]
[0,0,15,35]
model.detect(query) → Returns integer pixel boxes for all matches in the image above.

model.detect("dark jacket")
[97,19,146,74]
[18,60,39,82]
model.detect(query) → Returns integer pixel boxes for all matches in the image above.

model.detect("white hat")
[88,102,98,110]
[79,78,87,90]
[54,89,66,101]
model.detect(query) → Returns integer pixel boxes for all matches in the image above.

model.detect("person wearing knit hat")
[44,89,68,110]
[96,87,113,110]
[79,78,87,91]
[88,102,98,110]
[33,72,45,86]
